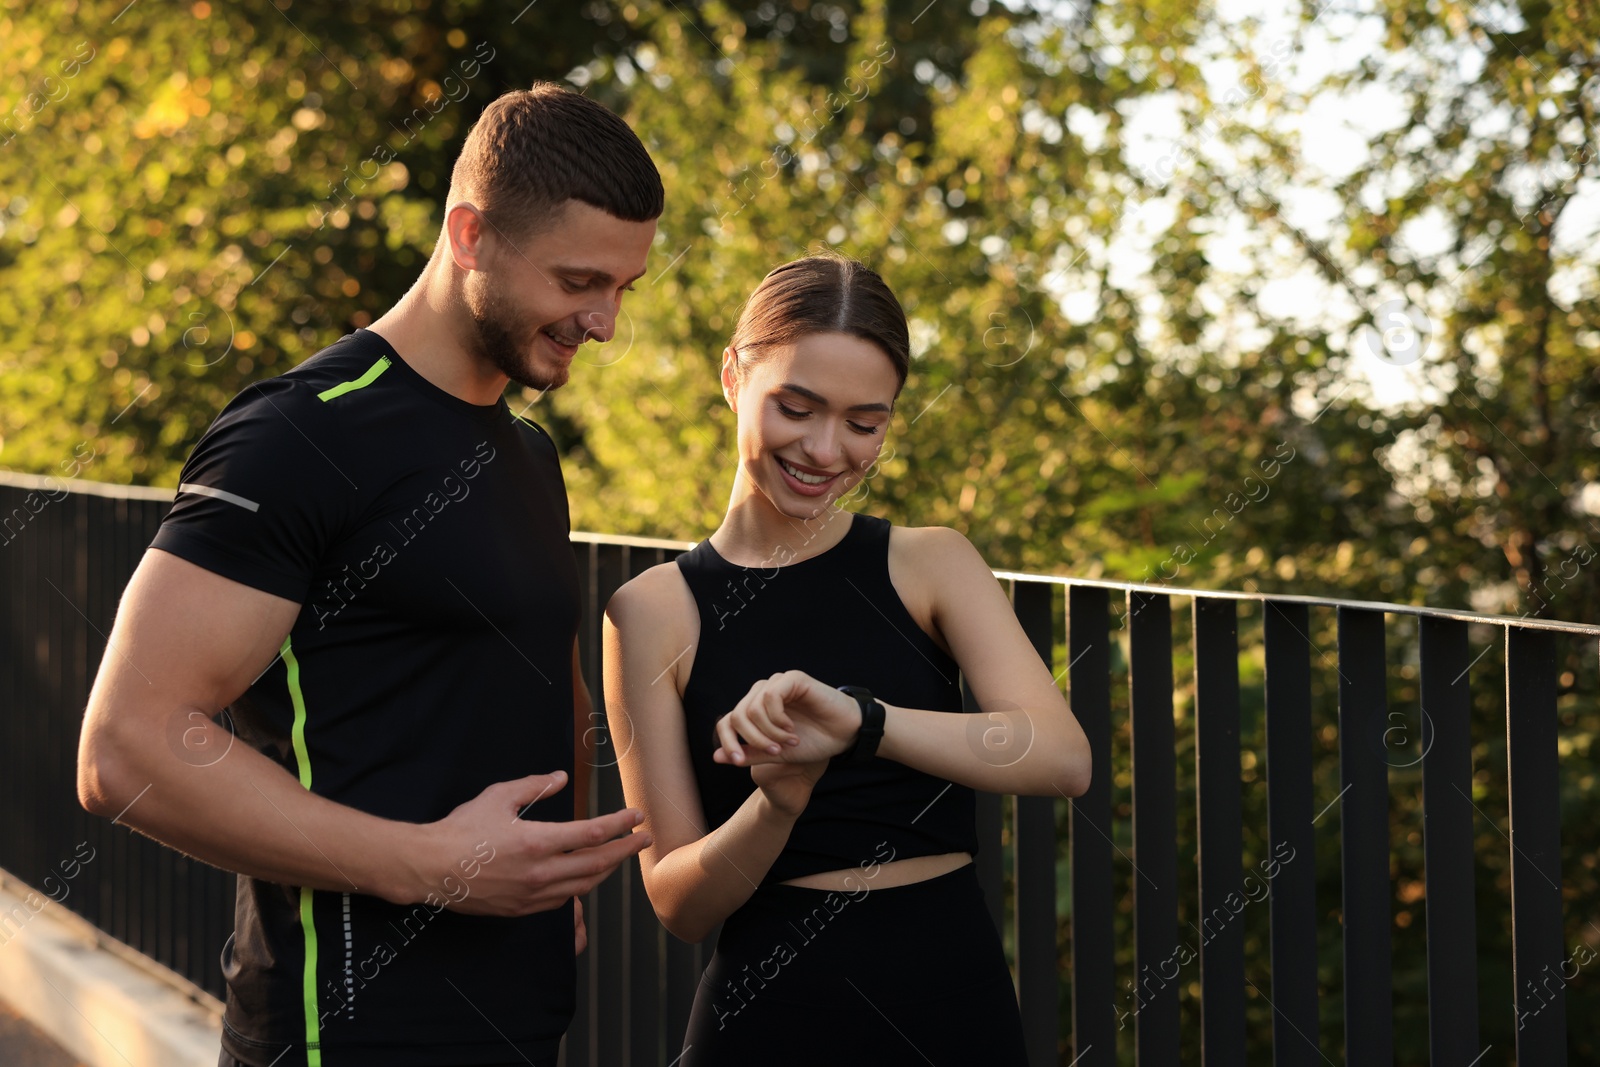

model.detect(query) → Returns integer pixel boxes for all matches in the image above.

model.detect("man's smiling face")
[462,199,656,391]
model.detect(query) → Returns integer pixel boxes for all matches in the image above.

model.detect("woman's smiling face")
[724,331,900,518]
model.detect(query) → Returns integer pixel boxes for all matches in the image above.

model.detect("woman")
[604,253,1091,1065]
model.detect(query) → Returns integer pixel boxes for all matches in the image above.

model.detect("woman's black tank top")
[674,513,979,885]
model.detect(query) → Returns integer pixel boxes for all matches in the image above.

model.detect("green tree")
[0,0,649,483]
[1152,2,1600,1060]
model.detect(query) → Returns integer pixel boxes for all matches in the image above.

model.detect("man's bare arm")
[77,549,649,914]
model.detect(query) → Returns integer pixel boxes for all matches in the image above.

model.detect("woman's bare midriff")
[778,851,972,891]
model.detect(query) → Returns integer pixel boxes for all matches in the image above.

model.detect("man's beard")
[465,282,569,393]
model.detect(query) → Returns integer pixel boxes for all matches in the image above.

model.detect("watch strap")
[837,685,885,763]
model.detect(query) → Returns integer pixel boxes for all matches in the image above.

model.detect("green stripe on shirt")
[318,356,391,402]
[281,636,324,1065]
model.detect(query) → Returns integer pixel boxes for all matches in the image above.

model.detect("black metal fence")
[2,473,1596,1064]
[0,473,235,996]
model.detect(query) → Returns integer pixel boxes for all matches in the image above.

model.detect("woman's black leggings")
[680,862,1029,1066]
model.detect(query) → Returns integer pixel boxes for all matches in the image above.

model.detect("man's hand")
[419,770,650,917]
[574,897,587,955]
[711,670,861,767]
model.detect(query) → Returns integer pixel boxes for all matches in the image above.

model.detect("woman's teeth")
[779,458,832,485]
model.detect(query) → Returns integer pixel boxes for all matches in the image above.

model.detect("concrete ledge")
[0,873,222,1067]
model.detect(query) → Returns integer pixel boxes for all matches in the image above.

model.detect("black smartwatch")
[837,685,886,763]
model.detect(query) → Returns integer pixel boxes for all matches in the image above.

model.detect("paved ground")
[0,995,84,1067]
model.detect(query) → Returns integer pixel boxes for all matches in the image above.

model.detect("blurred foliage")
[2,0,1598,1062]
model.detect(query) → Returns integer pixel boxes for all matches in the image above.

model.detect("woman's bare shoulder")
[606,560,699,633]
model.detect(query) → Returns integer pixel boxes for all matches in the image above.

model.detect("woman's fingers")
[758,689,799,747]
[713,686,777,764]
[769,705,800,745]
[713,707,747,764]
[744,690,791,753]
[735,701,784,756]
[710,676,813,765]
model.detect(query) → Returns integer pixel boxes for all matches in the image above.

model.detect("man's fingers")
[503,833,649,912]
[529,832,652,903]
[498,771,569,816]
[537,806,646,853]
[445,831,646,918]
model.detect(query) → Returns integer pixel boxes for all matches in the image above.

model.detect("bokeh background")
[2,0,1598,1062]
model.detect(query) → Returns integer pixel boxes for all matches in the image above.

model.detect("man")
[76,83,662,1067]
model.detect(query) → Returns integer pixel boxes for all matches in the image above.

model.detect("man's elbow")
[76,752,119,818]
[76,717,139,819]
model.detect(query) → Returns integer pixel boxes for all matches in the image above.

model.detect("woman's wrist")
[754,787,805,821]
[867,702,905,763]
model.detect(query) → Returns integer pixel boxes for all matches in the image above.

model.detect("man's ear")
[444,202,489,272]
[720,346,740,412]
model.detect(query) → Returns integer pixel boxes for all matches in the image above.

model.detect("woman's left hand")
[712,670,862,767]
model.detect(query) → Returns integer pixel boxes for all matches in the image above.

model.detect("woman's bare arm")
[605,564,821,943]
[711,527,1091,798]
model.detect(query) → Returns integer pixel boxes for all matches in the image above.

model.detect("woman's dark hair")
[450,83,663,237]
[729,253,911,395]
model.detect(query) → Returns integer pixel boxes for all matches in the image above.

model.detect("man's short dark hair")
[450,83,663,238]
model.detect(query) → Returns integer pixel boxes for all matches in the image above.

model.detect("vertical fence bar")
[1129,591,1180,1063]
[1193,597,1245,1064]
[40,497,59,899]
[1337,607,1394,1064]
[1011,580,1060,1065]
[1418,617,1480,1064]
[565,540,597,1067]
[1,487,16,901]
[73,496,96,955]
[1506,627,1567,1063]
[1068,585,1115,1065]
[1263,601,1320,1065]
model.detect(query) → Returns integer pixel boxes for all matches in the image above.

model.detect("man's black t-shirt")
[151,329,580,1067]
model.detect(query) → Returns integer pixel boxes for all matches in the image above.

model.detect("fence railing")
[2,473,1596,1064]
